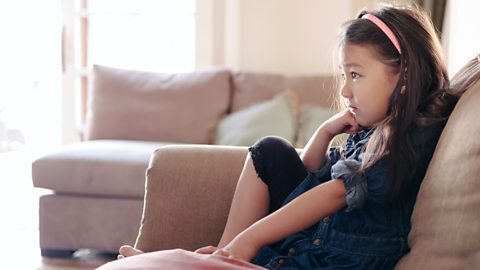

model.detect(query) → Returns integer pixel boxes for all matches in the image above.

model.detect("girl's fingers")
[195,246,218,254]
[213,248,230,257]
[345,112,362,133]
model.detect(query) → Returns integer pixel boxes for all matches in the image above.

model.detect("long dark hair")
[337,4,480,204]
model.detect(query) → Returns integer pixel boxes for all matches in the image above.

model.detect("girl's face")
[339,44,400,128]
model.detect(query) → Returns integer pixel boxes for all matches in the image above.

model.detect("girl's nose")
[340,83,352,99]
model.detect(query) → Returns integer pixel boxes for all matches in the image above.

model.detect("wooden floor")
[0,150,114,269]
[40,255,111,270]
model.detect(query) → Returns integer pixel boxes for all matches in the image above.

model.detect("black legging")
[248,136,308,213]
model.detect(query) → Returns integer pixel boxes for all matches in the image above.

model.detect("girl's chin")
[354,113,384,129]
[354,117,374,129]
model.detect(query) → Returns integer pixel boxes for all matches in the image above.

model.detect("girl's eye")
[351,72,360,79]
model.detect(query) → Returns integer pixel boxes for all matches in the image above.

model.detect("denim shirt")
[253,125,443,270]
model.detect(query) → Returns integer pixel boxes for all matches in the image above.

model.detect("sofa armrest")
[134,144,248,252]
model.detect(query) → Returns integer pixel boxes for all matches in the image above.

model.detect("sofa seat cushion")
[32,140,167,198]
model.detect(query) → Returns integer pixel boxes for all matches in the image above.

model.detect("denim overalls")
[252,126,442,270]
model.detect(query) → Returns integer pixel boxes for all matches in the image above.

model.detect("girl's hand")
[213,233,259,262]
[321,109,362,137]
[194,245,218,254]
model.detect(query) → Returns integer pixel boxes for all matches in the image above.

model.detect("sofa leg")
[41,249,76,258]
[41,248,119,260]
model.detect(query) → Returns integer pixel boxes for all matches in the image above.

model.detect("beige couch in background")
[32,65,335,257]
[129,80,480,269]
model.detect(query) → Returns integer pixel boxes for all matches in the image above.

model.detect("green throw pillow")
[296,105,334,147]
[214,93,297,146]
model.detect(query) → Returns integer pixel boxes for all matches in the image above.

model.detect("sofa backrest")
[231,72,336,112]
[395,80,480,269]
[83,66,338,144]
[84,65,231,144]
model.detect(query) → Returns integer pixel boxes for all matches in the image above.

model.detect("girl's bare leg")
[216,154,269,248]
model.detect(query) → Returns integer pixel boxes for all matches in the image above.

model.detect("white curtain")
[442,1,480,75]
[0,0,62,151]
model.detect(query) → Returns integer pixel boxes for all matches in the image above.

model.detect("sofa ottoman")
[32,140,167,256]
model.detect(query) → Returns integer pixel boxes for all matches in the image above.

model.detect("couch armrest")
[134,144,248,252]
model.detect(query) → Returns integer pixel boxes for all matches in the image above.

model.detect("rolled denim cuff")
[331,159,368,212]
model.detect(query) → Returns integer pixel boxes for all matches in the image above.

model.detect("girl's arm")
[300,124,335,170]
[301,109,360,170]
[215,178,346,261]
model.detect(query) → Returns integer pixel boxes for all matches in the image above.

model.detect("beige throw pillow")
[84,65,231,144]
[395,81,480,269]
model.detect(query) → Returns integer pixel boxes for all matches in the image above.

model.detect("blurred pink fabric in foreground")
[96,249,267,270]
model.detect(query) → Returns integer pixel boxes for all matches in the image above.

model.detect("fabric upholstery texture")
[395,81,480,269]
[214,91,298,146]
[32,140,166,198]
[135,145,247,253]
[84,65,230,143]
[39,194,143,252]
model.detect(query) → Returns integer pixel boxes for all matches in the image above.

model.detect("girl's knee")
[248,136,301,184]
[251,136,295,155]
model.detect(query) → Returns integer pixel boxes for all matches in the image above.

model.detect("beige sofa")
[32,65,335,257]
[126,79,480,269]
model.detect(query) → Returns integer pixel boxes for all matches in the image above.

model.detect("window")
[67,0,196,139]
[83,0,196,72]
[0,0,62,151]
[443,1,480,74]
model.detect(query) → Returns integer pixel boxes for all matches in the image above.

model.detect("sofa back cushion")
[395,81,480,269]
[214,91,298,146]
[84,65,231,144]
[231,72,336,112]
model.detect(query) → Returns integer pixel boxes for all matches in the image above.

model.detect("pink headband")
[362,14,401,54]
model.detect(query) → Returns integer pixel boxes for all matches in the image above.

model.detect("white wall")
[232,0,350,75]
[196,0,434,75]
[197,0,353,75]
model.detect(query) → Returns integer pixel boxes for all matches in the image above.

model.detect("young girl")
[114,4,479,270]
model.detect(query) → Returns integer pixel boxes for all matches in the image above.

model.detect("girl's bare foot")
[117,245,144,259]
